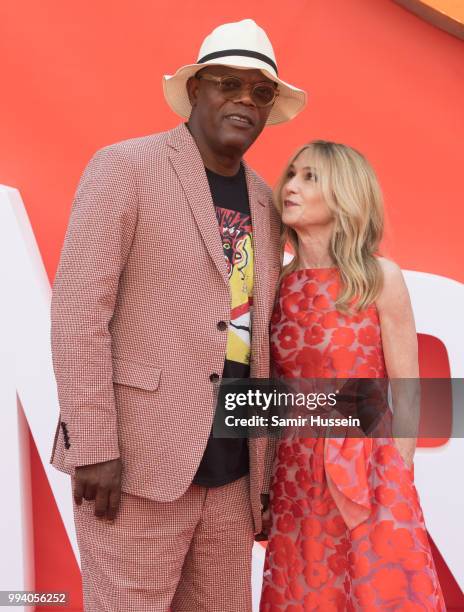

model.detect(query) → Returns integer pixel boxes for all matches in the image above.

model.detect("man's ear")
[186,76,199,107]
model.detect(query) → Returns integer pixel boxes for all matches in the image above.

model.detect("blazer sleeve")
[261,437,276,494]
[51,145,138,469]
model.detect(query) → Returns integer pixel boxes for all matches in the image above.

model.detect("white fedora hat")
[163,19,307,125]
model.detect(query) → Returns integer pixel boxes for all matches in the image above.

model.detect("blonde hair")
[274,140,384,312]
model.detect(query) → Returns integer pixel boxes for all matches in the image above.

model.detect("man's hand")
[74,458,122,522]
[255,494,271,542]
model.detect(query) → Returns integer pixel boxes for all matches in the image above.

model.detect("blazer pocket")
[112,357,161,391]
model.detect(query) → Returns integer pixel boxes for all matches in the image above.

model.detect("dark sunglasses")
[196,73,279,108]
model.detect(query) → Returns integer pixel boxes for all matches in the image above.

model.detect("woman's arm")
[376,257,420,466]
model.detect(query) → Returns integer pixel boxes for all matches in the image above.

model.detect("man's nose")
[233,85,256,107]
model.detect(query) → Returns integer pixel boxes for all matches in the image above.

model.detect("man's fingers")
[257,507,272,542]
[83,483,97,501]
[260,494,270,512]
[73,479,84,506]
[106,487,121,522]
[261,520,271,533]
[262,509,271,528]
[73,460,122,517]
[94,488,109,519]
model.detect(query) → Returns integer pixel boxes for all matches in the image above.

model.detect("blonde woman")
[260,141,445,611]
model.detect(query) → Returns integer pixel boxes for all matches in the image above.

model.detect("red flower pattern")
[303,325,324,346]
[358,325,380,346]
[278,324,300,350]
[331,326,356,346]
[261,268,445,612]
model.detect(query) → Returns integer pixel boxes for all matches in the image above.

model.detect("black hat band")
[198,49,278,76]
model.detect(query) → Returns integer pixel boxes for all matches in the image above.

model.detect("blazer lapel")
[168,125,229,287]
[244,163,270,352]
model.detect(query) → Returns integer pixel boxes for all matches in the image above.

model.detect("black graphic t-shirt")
[193,163,253,487]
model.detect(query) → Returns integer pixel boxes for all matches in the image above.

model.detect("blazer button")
[217,321,228,331]
[209,373,220,383]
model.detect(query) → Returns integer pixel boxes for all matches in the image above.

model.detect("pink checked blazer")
[50,123,281,532]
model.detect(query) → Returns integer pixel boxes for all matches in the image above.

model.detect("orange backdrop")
[1,0,463,609]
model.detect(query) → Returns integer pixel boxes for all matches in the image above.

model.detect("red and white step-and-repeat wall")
[1,0,463,609]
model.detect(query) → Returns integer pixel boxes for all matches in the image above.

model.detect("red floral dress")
[260,268,445,612]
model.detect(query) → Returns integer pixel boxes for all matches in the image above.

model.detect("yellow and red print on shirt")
[215,207,253,367]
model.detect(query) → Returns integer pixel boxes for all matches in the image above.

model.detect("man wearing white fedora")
[50,18,306,611]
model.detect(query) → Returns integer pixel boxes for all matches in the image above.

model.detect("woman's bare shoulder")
[377,256,402,279]
[375,257,409,309]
